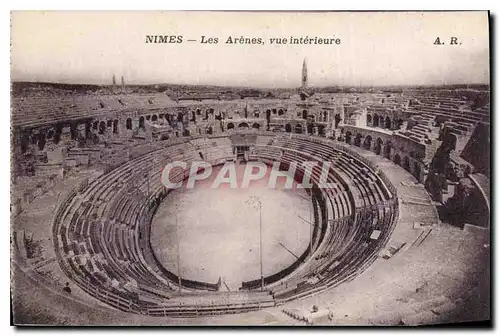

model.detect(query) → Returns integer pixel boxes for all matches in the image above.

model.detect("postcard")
[10,11,490,326]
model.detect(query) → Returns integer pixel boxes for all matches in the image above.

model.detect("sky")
[10,11,490,88]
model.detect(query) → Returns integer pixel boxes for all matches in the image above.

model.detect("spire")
[121,76,125,87]
[112,74,116,86]
[302,58,308,89]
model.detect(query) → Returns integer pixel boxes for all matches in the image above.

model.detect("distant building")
[299,58,314,100]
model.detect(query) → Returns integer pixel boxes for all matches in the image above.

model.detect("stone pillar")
[61,126,72,142]
[120,118,127,134]
[77,124,86,139]
[359,136,365,149]
[389,148,396,161]
[382,144,390,158]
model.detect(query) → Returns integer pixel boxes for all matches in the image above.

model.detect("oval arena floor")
[150,163,311,290]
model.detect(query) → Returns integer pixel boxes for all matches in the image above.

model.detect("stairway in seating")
[281,308,311,325]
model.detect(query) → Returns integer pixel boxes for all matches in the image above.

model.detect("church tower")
[301,58,308,89]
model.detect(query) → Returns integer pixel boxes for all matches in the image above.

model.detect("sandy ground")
[150,163,311,290]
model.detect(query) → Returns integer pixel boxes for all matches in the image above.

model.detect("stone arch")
[21,133,30,153]
[384,141,392,159]
[385,116,391,129]
[37,132,46,150]
[182,129,191,137]
[207,126,213,135]
[92,121,98,130]
[227,122,234,130]
[98,121,106,134]
[334,114,342,128]
[126,118,132,130]
[403,156,410,171]
[278,109,284,116]
[107,120,113,128]
[295,124,303,134]
[367,114,372,124]
[152,115,158,122]
[70,123,77,140]
[238,122,249,128]
[176,112,183,123]
[307,124,313,134]
[373,114,379,127]
[396,118,404,129]
[323,110,328,122]
[318,125,325,136]
[146,115,151,121]
[363,135,372,150]
[394,153,401,166]
[414,162,421,182]
[53,125,63,144]
[354,133,362,147]
[164,114,172,125]
[345,131,352,144]
[30,133,38,145]
[113,119,119,134]
[252,123,260,129]
[285,124,292,133]
[375,139,384,155]
[139,116,145,129]
[47,129,55,139]
[302,110,308,119]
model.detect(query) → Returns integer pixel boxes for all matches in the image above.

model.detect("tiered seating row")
[52,133,399,316]
[248,134,399,302]
[53,137,276,315]
[272,200,397,302]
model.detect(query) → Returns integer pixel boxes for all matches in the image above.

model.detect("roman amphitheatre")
[10,62,490,326]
